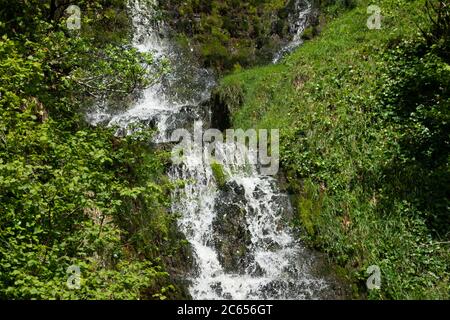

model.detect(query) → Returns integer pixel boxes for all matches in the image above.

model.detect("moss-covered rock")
[159,0,300,72]
[211,161,228,189]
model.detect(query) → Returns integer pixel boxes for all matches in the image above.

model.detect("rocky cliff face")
[158,0,315,72]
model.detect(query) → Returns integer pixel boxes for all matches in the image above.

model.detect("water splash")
[88,0,338,300]
[170,143,329,299]
[87,0,215,141]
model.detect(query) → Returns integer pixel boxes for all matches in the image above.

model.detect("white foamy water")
[87,0,214,141]
[273,0,312,63]
[170,143,328,299]
[88,0,335,300]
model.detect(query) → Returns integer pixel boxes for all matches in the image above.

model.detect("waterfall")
[273,0,312,63]
[169,141,329,299]
[88,0,339,300]
[87,0,215,141]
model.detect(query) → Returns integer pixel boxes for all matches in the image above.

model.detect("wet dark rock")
[113,101,211,139]
[210,282,232,300]
[245,263,265,277]
[210,92,231,132]
[212,181,253,273]
[272,193,295,223]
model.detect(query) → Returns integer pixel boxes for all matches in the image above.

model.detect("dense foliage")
[157,0,364,73]
[0,0,187,299]
[159,0,299,72]
[218,0,449,299]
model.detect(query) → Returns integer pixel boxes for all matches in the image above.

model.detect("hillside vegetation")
[160,0,312,71]
[216,0,449,299]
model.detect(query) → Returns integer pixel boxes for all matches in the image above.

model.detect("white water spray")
[273,0,312,63]
[89,0,338,300]
[170,142,328,299]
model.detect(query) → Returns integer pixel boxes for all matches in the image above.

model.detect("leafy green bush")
[378,39,450,237]
[0,0,185,300]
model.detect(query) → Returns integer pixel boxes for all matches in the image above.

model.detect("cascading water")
[170,140,330,299]
[87,0,215,141]
[89,0,343,300]
[273,0,312,63]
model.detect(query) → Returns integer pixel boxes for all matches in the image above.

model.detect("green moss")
[211,161,228,188]
[302,25,321,41]
[212,80,245,117]
[159,0,297,72]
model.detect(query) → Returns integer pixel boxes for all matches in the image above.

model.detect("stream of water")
[88,0,340,300]
[273,0,312,63]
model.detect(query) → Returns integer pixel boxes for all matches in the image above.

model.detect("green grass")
[216,0,450,299]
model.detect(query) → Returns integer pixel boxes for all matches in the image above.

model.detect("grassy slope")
[217,0,449,299]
